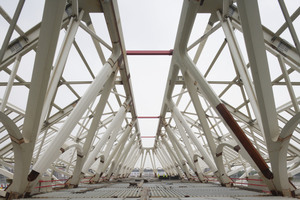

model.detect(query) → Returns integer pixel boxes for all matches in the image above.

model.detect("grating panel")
[19,181,296,199]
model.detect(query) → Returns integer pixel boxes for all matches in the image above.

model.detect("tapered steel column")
[155,149,171,175]
[161,137,185,178]
[68,72,116,187]
[139,149,146,176]
[114,134,138,177]
[183,72,232,185]
[159,143,178,175]
[94,120,134,181]
[164,123,195,178]
[82,99,130,174]
[168,100,217,172]
[124,148,140,177]
[6,0,67,196]
[237,0,295,195]
[107,131,137,179]
[168,113,206,180]
[148,149,157,177]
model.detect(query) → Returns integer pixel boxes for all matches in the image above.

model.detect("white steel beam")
[68,72,116,187]
[37,12,84,137]
[167,100,217,172]
[161,136,185,178]
[237,0,296,196]
[0,55,21,112]
[183,72,232,185]
[82,99,130,174]
[5,0,67,197]
[277,0,300,56]
[0,0,25,63]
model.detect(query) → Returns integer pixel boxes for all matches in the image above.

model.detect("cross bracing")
[0,0,299,198]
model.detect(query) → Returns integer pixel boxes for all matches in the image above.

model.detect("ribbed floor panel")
[19,180,296,200]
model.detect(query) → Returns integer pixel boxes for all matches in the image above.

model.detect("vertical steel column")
[159,143,178,175]
[161,137,185,178]
[117,144,136,177]
[69,72,116,186]
[151,149,158,176]
[169,113,205,180]
[148,149,157,177]
[237,0,295,195]
[94,120,134,181]
[114,133,138,177]
[172,114,194,160]
[82,99,130,174]
[167,100,217,172]
[6,0,67,197]
[123,146,139,176]
[139,149,145,176]
[124,148,140,177]
[155,148,171,176]
[125,149,139,178]
[164,123,195,178]
[183,72,232,185]
[107,132,137,179]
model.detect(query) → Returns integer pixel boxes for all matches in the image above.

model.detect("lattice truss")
[0,0,299,198]
[152,0,300,196]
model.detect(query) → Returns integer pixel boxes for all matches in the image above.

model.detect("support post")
[183,72,232,185]
[6,0,67,196]
[0,56,21,112]
[237,0,295,195]
[82,99,130,174]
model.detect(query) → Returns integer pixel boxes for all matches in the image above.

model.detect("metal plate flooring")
[18,179,296,200]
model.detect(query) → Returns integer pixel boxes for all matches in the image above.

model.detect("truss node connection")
[0,0,299,198]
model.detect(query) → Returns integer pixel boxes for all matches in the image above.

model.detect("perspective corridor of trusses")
[0,0,300,198]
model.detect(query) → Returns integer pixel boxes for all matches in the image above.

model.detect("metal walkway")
[18,179,296,200]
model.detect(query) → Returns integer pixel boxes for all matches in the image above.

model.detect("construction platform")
[14,179,297,200]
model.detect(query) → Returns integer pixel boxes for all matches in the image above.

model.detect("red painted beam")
[126,50,173,55]
[137,116,160,119]
[141,136,156,138]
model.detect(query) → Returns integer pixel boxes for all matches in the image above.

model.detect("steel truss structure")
[0,0,299,198]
